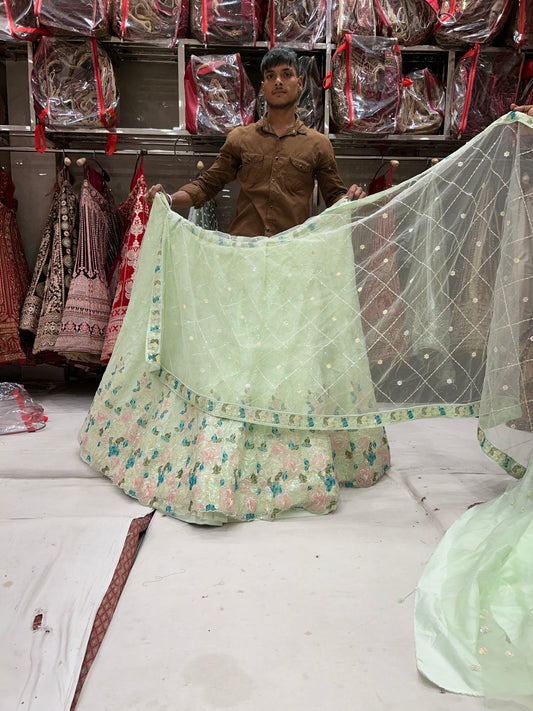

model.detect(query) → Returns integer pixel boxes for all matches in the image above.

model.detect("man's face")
[261,63,303,110]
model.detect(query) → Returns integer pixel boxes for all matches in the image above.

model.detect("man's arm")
[145,129,243,208]
[315,137,366,206]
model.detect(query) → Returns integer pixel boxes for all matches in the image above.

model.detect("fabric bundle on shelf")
[327,34,402,134]
[111,0,188,44]
[189,0,263,45]
[374,0,437,45]
[34,0,110,37]
[265,0,326,45]
[434,0,515,48]
[397,67,445,134]
[185,53,255,135]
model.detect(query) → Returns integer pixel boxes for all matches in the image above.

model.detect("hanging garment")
[0,169,29,364]
[55,165,121,364]
[19,168,79,355]
[101,158,150,364]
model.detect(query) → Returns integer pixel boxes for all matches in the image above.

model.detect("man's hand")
[145,184,167,205]
[510,103,533,117]
[346,183,367,200]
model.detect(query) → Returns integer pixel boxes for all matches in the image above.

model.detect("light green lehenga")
[80,114,533,702]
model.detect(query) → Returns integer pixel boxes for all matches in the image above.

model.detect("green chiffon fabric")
[79,113,533,702]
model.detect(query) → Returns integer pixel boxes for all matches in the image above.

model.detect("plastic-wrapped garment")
[256,56,324,131]
[326,34,402,134]
[0,170,29,365]
[505,0,533,50]
[185,53,255,135]
[264,0,326,46]
[34,0,109,37]
[0,0,40,41]
[111,0,188,44]
[101,157,150,364]
[55,165,121,363]
[331,0,376,44]
[0,383,47,434]
[374,0,438,45]
[397,68,445,134]
[19,169,79,355]
[450,45,523,138]
[32,38,118,130]
[189,0,263,44]
[434,0,515,48]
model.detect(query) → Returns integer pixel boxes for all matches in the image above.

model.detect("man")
[146,47,365,237]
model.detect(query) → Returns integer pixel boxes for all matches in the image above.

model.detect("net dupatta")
[102,112,532,478]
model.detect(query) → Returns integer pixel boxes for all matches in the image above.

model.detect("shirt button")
[272,178,276,182]
[269,205,273,209]
[275,156,279,160]
[266,227,271,232]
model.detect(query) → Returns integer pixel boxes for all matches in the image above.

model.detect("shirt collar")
[257,114,308,137]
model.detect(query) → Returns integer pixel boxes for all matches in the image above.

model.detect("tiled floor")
[0,382,514,710]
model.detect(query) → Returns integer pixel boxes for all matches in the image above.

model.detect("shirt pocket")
[286,155,314,193]
[239,153,264,183]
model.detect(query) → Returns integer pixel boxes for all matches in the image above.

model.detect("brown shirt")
[180,116,347,237]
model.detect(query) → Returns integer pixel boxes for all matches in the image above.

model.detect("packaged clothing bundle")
[185,53,255,135]
[34,0,109,36]
[189,0,263,44]
[505,0,533,50]
[373,0,438,45]
[397,68,445,134]
[0,383,46,435]
[326,34,402,134]
[32,37,118,152]
[111,0,188,44]
[256,55,324,131]
[331,0,376,44]
[450,45,523,138]
[434,0,515,48]
[0,0,40,40]
[265,0,326,46]
[518,58,533,106]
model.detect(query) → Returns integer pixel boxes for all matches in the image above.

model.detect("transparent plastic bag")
[264,0,326,45]
[450,45,523,138]
[397,68,445,134]
[434,0,515,48]
[331,0,376,44]
[0,0,39,40]
[505,0,533,50]
[35,0,109,36]
[189,0,263,44]
[185,53,255,135]
[256,55,324,131]
[0,383,47,435]
[32,38,118,129]
[326,34,402,134]
[111,0,188,44]
[374,0,438,45]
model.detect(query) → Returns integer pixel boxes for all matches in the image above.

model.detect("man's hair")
[260,48,299,77]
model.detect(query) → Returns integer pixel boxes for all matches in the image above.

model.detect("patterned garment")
[19,168,79,354]
[101,159,150,364]
[0,169,29,364]
[55,165,121,360]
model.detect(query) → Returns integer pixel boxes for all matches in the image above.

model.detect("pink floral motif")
[269,439,285,457]
[310,451,327,471]
[282,451,302,473]
[221,487,235,513]
[306,489,330,512]
[356,466,374,487]
[376,443,390,464]
[330,432,349,448]
[229,449,241,468]
[140,479,156,502]
[112,462,127,484]
[356,435,371,451]
[243,496,257,513]
[201,441,223,464]
[275,493,292,511]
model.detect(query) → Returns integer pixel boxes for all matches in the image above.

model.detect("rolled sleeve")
[179,129,242,208]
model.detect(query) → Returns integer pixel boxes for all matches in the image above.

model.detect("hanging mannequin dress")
[0,169,29,364]
[55,164,121,366]
[101,157,150,363]
[19,167,79,357]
